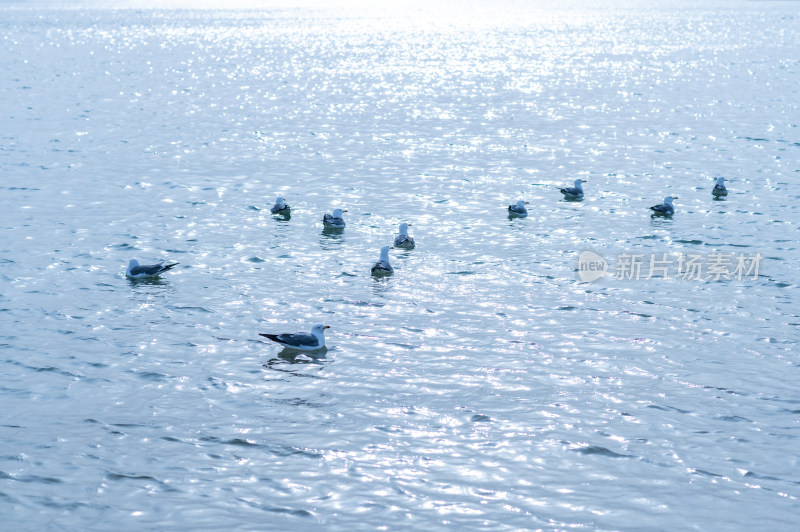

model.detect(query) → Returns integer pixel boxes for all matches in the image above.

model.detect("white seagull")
[270,196,290,214]
[259,324,330,351]
[560,179,587,199]
[393,222,415,249]
[507,200,528,217]
[371,245,394,275]
[126,259,179,279]
[712,177,728,197]
[650,196,677,216]
[323,208,346,227]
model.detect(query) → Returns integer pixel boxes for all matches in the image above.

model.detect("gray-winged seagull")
[323,208,346,227]
[126,259,179,279]
[371,245,394,275]
[650,196,677,216]
[259,324,330,351]
[507,200,528,217]
[712,177,727,197]
[393,222,415,249]
[271,196,290,214]
[560,179,586,199]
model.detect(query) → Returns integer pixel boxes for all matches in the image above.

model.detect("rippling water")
[1,1,799,529]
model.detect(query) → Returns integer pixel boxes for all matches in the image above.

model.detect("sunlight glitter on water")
[2,1,800,530]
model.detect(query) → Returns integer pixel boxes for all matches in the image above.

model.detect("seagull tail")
[161,263,179,272]
[259,333,280,342]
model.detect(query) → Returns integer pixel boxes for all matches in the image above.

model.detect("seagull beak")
[323,325,330,330]
[342,209,349,212]
[673,196,679,199]
[390,246,395,249]
[524,201,530,204]
[581,180,587,183]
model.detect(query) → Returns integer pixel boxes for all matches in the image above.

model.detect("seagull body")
[393,222,415,249]
[371,245,394,275]
[259,324,329,352]
[126,259,179,279]
[270,196,290,214]
[323,208,346,227]
[507,200,528,217]
[560,179,586,199]
[712,177,728,197]
[650,196,677,216]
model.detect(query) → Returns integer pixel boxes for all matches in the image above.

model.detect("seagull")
[560,179,587,199]
[323,208,346,227]
[507,200,528,217]
[126,259,179,279]
[393,222,415,249]
[259,324,329,352]
[712,177,728,197]
[270,196,290,214]
[650,196,677,216]
[371,245,394,275]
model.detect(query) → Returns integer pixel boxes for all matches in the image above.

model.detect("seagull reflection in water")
[263,348,328,367]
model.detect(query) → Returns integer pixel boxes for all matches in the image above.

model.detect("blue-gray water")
[1,1,799,530]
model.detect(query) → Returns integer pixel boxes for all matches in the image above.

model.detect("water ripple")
[1,2,799,531]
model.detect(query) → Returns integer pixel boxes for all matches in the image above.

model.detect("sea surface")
[1,1,799,530]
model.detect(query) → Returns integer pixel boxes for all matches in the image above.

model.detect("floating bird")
[259,323,330,352]
[323,208,346,227]
[270,196,290,214]
[650,196,677,216]
[507,200,528,217]
[712,177,728,197]
[393,222,415,249]
[126,259,179,279]
[560,179,587,199]
[371,245,394,275]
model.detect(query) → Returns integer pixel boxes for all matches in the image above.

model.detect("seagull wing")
[394,235,414,247]
[371,261,393,273]
[259,332,319,349]
[129,262,178,276]
[323,215,345,227]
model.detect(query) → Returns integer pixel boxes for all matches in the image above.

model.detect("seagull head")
[125,259,139,276]
[664,196,676,205]
[574,178,586,187]
[399,222,409,235]
[716,177,725,185]
[275,196,285,206]
[515,200,526,208]
[311,324,329,336]
[332,208,343,218]
[379,245,391,262]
